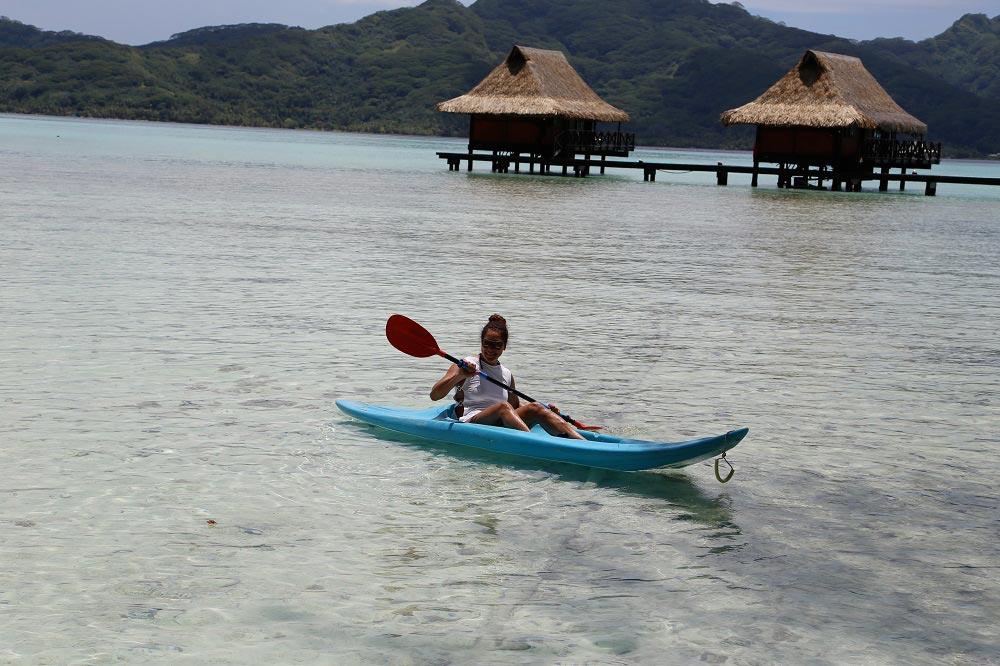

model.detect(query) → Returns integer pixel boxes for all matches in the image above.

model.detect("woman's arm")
[508,376,520,408]
[430,361,476,401]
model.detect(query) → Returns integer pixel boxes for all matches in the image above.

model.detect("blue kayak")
[335,400,748,472]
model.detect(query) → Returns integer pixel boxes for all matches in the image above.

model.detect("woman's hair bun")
[482,314,509,343]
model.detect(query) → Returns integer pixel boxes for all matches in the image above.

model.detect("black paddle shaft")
[440,351,578,426]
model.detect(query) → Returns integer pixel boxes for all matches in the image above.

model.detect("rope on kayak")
[714,451,734,483]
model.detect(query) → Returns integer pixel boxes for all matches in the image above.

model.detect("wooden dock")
[436,152,1000,196]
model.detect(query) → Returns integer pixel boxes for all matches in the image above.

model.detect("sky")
[1,0,997,46]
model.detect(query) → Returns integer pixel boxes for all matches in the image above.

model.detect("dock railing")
[863,138,942,168]
[436,150,1000,195]
[557,129,636,156]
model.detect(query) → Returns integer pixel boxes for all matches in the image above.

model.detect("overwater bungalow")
[437,45,633,174]
[720,50,941,191]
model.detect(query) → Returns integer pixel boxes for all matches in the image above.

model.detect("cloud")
[9,0,994,45]
[717,0,997,39]
[728,0,996,14]
[2,0,447,44]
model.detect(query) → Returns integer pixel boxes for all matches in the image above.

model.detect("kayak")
[335,399,748,472]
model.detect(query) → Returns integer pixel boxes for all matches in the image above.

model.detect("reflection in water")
[340,418,737,529]
[341,418,748,664]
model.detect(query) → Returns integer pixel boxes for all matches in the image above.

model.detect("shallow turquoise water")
[1,114,998,664]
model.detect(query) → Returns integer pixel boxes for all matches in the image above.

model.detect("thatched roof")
[720,50,927,135]
[437,45,629,122]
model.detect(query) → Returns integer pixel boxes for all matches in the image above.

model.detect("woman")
[430,314,586,439]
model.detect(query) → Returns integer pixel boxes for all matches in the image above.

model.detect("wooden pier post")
[879,166,889,192]
[716,162,728,186]
[435,151,1000,194]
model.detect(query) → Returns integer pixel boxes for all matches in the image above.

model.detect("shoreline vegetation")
[1,1,998,157]
[10,112,1000,166]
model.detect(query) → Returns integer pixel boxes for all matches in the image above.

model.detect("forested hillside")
[1,0,998,155]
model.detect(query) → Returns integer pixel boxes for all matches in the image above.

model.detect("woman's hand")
[431,359,478,401]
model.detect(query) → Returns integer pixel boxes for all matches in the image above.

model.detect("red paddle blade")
[386,314,441,358]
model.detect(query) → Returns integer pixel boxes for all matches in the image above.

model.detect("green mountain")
[0,15,106,48]
[1,1,998,156]
[865,14,1000,100]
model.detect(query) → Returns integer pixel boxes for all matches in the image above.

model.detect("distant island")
[1,0,998,156]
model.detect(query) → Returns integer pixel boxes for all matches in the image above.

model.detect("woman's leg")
[515,402,586,439]
[468,401,530,431]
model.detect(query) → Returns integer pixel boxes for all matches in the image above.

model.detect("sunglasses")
[481,339,504,350]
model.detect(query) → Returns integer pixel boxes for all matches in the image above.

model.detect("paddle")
[385,314,601,431]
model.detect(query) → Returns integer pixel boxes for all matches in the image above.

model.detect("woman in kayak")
[430,314,586,439]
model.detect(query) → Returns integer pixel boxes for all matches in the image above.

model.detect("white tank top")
[458,355,512,417]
